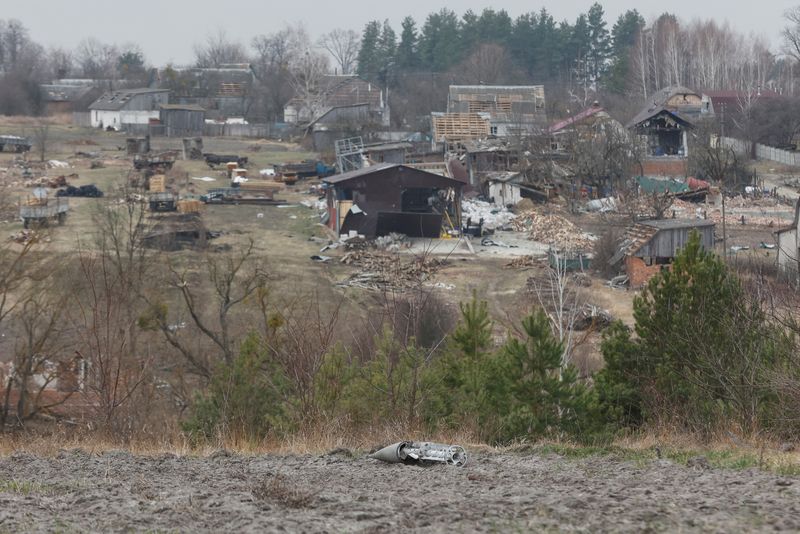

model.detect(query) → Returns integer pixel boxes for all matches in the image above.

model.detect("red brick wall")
[626,256,668,288]
[640,158,688,177]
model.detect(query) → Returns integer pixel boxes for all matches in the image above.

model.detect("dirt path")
[0,449,797,532]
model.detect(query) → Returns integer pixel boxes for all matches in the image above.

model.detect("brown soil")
[0,450,798,532]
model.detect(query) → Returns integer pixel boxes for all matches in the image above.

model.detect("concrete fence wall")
[719,136,800,167]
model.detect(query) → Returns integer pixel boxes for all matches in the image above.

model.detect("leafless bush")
[251,474,316,509]
[592,227,624,279]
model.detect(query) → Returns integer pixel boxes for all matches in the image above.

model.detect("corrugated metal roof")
[322,163,464,186]
[89,88,169,111]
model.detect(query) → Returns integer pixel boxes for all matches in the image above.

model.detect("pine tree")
[607,9,645,93]
[418,8,462,71]
[494,311,590,442]
[586,3,612,82]
[396,16,419,71]
[356,20,381,80]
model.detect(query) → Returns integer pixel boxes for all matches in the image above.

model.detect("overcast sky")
[5,0,798,65]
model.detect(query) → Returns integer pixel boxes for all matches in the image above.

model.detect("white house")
[88,88,170,130]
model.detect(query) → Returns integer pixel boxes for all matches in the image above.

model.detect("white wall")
[120,110,160,125]
[91,109,120,128]
[778,228,798,275]
[489,182,522,207]
[90,110,159,129]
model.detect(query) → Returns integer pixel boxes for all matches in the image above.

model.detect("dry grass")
[1,424,799,475]
[0,114,73,127]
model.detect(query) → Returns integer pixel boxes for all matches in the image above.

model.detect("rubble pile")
[461,199,516,230]
[337,251,447,291]
[518,209,595,250]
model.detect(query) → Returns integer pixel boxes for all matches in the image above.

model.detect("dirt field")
[0,448,798,532]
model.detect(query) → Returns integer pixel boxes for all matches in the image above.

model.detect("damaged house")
[612,219,716,288]
[627,86,711,178]
[432,85,546,152]
[323,164,463,238]
[284,75,389,127]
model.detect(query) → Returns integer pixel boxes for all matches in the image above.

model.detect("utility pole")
[720,103,727,256]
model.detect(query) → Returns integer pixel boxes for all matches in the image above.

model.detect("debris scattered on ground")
[572,304,613,331]
[191,176,216,182]
[504,255,540,269]
[337,251,447,291]
[462,199,516,230]
[56,184,103,198]
[310,255,332,263]
[47,160,70,169]
[9,229,41,245]
[586,197,618,213]
[481,236,517,248]
[374,232,410,251]
[370,441,467,467]
[606,275,629,289]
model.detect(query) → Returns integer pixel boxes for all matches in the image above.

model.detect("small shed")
[615,219,716,288]
[322,164,464,238]
[160,104,205,137]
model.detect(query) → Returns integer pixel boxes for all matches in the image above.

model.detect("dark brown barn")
[323,164,463,238]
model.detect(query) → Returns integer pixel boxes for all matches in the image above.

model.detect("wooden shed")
[615,219,716,288]
[159,104,205,137]
[323,164,464,238]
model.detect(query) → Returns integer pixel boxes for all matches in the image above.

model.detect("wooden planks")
[432,113,490,142]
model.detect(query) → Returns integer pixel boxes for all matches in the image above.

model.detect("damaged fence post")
[370,441,468,467]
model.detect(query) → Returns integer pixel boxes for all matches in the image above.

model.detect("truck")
[276,160,335,181]
[19,198,69,228]
[204,153,248,168]
[133,152,177,172]
[200,188,285,205]
[0,135,32,153]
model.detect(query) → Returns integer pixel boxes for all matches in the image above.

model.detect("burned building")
[323,164,463,238]
[627,86,711,178]
[613,219,716,288]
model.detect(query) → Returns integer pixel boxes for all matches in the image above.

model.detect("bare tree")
[289,49,330,122]
[1,276,69,428]
[319,29,360,75]
[75,38,119,79]
[194,29,248,68]
[147,240,270,376]
[529,252,585,370]
[783,7,800,62]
